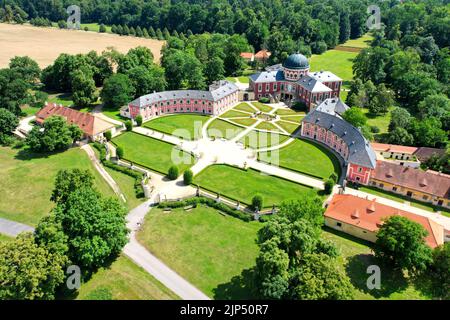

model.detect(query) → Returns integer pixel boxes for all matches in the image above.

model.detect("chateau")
[121,80,239,121]
[249,53,342,109]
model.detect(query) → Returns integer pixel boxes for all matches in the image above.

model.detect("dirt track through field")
[0,23,165,68]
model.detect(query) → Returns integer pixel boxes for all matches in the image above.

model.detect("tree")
[0,108,19,137]
[125,120,133,131]
[26,116,83,152]
[0,68,30,115]
[51,169,94,205]
[289,253,354,300]
[34,215,69,257]
[324,179,335,194]
[430,243,450,299]
[387,127,414,146]
[126,65,166,98]
[183,169,193,185]
[99,24,107,33]
[116,146,124,159]
[276,196,325,230]
[104,131,112,141]
[101,74,135,109]
[204,56,225,84]
[0,233,66,300]
[342,107,367,128]
[368,84,394,116]
[251,195,263,212]
[408,118,448,148]
[167,166,179,180]
[9,56,41,84]
[375,216,433,274]
[135,115,143,126]
[71,68,97,108]
[389,107,412,132]
[54,187,128,271]
[118,46,155,74]
[418,94,450,122]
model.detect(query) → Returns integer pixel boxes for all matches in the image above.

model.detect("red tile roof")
[35,103,113,137]
[371,142,418,155]
[325,194,444,248]
[240,52,254,59]
[414,147,446,162]
[372,161,450,198]
[255,49,271,59]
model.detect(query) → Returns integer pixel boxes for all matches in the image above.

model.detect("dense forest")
[0,0,375,56]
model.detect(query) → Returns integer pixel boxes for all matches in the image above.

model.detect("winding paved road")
[0,217,34,237]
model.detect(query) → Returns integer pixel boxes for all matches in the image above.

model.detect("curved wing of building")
[301,98,377,185]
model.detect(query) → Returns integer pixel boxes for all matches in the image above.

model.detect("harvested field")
[0,23,164,67]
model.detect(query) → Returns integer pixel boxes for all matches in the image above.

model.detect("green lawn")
[310,50,358,88]
[229,118,257,127]
[104,167,144,210]
[195,165,319,207]
[20,105,41,117]
[112,132,195,175]
[237,76,249,84]
[276,108,304,116]
[362,108,392,135]
[137,205,262,299]
[0,147,115,226]
[255,121,282,132]
[259,138,341,180]
[239,131,290,149]
[47,92,74,107]
[276,120,301,134]
[75,255,178,300]
[279,115,305,121]
[225,77,237,83]
[357,186,450,217]
[340,34,373,48]
[0,234,13,243]
[323,228,428,300]
[143,114,209,140]
[80,23,112,33]
[221,110,251,118]
[252,102,273,113]
[101,107,128,123]
[234,103,256,113]
[207,119,244,140]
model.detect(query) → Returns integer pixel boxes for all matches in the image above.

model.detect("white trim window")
[258,84,262,92]
[266,83,270,91]
[273,83,277,91]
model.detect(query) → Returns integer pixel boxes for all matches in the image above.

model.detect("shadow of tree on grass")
[213,268,257,300]
[346,254,409,298]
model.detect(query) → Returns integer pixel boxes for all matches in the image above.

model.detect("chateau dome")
[283,53,309,70]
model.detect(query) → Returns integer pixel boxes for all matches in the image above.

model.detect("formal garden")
[258,139,342,180]
[143,114,210,140]
[112,132,195,175]
[194,164,320,207]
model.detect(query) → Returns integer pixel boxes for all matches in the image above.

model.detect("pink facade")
[301,122,373,185]
[347,163,372,185]
[123,84,239,121]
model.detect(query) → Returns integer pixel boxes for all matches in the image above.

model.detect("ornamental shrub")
[167,166,179,180]
[251,194,264,211]
[183,169,193,185]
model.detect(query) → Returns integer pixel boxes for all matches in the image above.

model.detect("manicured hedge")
[92,142,145,198]
[158,197,253,222]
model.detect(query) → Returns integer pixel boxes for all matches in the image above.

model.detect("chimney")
[367,199,376,213]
